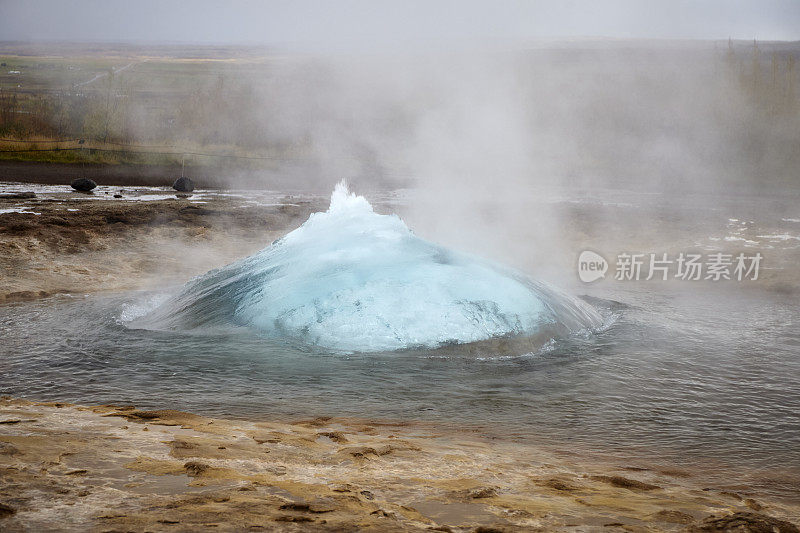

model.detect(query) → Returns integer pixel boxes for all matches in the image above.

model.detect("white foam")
[0,207,41,215]
[757,234,800,241]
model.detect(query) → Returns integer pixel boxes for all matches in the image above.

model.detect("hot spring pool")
[130,182,603,352]
[1,283,799,497]
[2,186,799,501]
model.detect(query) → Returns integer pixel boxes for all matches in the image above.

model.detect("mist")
[3,39,800,282]
[2,1,799,287]
[209,41,799,280]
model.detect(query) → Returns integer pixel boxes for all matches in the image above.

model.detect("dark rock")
[4,221,36,233]
[96,513,127,520]
[0,503,15,518]
[105,214,131,224]
[541,478,578,492]
[590,475,661,491]
[317,431,348,443]
[179,205,214,216]
[267,465,287,476]
[183,461,209,476]
[687,512,799,533]
[0,191,35,199]
[745,498,764,511]
[468,487,497,499]
[6,291,41,300]
[171,440,198,450]
[121,410,160,420]
[42,216,71,226]
[275,515,314,523]
[651,509,695,524]
[113,194,123,198]
[341,446,379,459]
[70,178,97,192]
[0,442,20,455]
[450,486,499,501]
[279,499,336,513]
[279,502,311,512]
[172,177,195,192]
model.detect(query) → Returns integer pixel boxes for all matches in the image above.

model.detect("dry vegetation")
[0,40,798,190]
[0,46,305,166]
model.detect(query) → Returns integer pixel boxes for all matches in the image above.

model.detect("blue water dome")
[134,181,602,352]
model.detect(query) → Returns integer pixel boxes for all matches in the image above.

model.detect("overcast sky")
[1,0,798,48]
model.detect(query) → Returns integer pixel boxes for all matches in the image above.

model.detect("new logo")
[578,250,608,283]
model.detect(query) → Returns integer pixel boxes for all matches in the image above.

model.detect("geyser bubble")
[134,181,603,353]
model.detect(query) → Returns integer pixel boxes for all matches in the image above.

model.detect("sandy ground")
[1,398,798,532]
[2,186,800,531]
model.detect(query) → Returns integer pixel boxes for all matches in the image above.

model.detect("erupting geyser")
[134,182,602,352]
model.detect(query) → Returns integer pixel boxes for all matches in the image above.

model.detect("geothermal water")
[132,182,603,352]
[2,187,800,500]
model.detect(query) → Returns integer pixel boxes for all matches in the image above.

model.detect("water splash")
[134,181,602,352]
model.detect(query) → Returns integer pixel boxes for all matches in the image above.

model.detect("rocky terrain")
[0,188,324,303]
[1,398,798,532]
